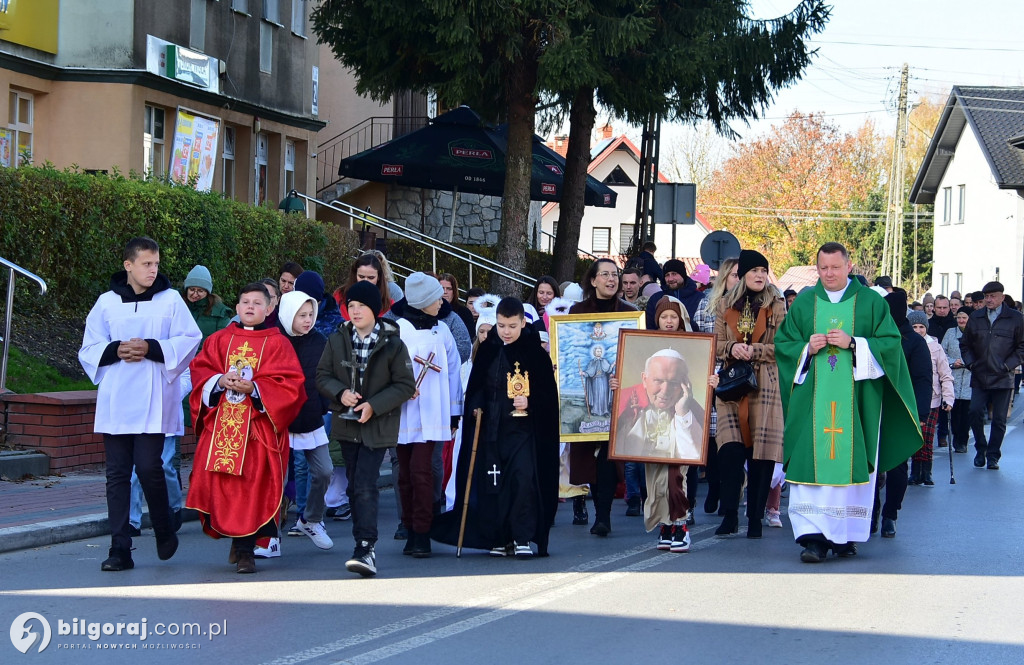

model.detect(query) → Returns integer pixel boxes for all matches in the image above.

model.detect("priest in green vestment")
[775,242,922,563]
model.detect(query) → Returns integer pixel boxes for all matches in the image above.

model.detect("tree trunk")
[550,88,596,283]
[493,52,539,298]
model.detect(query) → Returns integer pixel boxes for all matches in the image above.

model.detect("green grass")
[3,346,95,394]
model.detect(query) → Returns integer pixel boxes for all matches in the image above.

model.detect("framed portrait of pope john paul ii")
[548,310,646,442]
[608,329,715,465]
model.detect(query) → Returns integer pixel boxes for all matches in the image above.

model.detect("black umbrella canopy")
[339,106,616,207]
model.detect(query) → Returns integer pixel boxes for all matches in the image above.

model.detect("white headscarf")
[278,290,319,337]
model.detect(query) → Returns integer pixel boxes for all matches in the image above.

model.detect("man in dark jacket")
[928,295,956,341]
[875,290,931,538]
[960,281,1024,469]
[644,259,704,329]
[627,241,663,286]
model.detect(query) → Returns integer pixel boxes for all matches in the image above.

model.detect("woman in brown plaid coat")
[713,250,787,539]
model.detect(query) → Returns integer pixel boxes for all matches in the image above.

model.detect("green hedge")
[0,165,360,319]
[381,238,591,299]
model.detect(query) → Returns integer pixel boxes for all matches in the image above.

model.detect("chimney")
[599,123,614,141]
[552,134,569,158]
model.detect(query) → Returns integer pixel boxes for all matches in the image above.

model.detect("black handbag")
[715,360,758,402]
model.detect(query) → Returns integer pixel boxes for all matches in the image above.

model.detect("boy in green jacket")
[317,281,416,576]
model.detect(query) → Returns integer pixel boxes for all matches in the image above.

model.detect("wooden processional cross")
[414,352,442,389]
[824,400,843,460]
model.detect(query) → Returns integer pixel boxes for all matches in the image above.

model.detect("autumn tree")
[702,112,889,270]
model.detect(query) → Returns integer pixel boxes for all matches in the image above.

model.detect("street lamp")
[278,189,306,215]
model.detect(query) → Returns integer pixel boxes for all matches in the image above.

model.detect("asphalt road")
[2,433,1023,665]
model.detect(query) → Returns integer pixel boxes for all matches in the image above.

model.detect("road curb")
[0,469,394,554]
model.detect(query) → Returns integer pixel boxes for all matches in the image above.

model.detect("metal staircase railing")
[294,192,535,290]
[1,257,48,392]
[316,115,429,193]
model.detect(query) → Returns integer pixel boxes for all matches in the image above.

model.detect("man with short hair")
[874,276,894,293]
[644,259,703,329]
[621,268,643,305]
[959,281,1024,470]
[776,242,922,563]
[279,261,304,295]
[949,296,963,314]
[928,296,955,340]
[79,237,202,571]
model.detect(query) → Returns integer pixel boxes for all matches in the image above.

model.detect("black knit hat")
[737,249,769,278]
[885,290,908,328]
[662,259,686,278]
[345,280,382,320]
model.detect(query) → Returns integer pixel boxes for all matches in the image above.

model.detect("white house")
[910,86,1024,299]
[540,130,711,263]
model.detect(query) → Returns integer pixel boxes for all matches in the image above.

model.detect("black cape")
[431,325,559,555]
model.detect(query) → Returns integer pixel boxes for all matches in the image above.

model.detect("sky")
[654,0,1024,151]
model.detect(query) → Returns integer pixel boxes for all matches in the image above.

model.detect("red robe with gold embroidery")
[186,324,305,538]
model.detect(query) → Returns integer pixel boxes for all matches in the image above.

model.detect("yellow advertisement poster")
[169,109,220,192]
[0,0,60,54]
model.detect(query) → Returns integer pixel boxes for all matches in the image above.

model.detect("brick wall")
[1,391,197,474]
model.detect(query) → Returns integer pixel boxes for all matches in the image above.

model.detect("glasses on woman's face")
[596,270,621,279]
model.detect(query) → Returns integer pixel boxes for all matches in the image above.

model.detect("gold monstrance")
[737,299,756,344]
[507,361,530,417]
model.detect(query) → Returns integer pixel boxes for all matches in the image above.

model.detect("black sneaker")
[128,525,142,537]
[799,541,827,563]
[333,504,352,521]
[987,460,1000,470]
[346,541,377,577]
[657,525,673,550]
[974,454,986,468]
[625,497,642,517]
[590,521,610,537]
[101,548,134,571]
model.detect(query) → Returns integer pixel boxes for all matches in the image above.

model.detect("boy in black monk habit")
[432,298,559,557]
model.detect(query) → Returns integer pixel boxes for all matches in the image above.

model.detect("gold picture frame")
[608,329,715,465]
[548,310,646,442]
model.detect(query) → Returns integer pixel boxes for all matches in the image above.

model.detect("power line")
[816,40,1024,53]
[704,204,932,217]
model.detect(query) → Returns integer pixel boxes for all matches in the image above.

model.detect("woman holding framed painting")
[713,250,787,540]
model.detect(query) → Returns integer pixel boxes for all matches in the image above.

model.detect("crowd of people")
[79,236,1024,577]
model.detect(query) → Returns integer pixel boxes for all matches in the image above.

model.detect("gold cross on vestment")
[824,400,843,460]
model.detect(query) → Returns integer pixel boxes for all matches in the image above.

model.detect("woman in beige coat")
[713,250,787,539]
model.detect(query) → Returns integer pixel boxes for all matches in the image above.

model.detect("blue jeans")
[624,462,645,500]
[129,435,182,529]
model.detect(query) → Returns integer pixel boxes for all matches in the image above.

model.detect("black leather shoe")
[572,496,589,525]
[987,461,1000,470]
[101,548,134,571]
[590,521,611,537]
[411,532,432,558]
[881,518,896,538]
[833,542,857,558]
[156,532,179,561]
[799,542,827,563]
[625,497,642,517]
[974,454,986,468]
[746,519,763,539]
[715,513,739,538]
[394,523,409,540]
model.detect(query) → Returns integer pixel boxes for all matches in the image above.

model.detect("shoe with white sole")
[333,504,352,521]
[298,518,334,550]
[513,542,533,558]
[254,537,281,559]
[670,525,691,553]
[765,509,783,528]
[345,541,377,577]
[287,520,304,537]
[657,524,673,551]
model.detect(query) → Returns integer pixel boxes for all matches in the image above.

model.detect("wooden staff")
[457,408,484,558]
[579,358,591,416]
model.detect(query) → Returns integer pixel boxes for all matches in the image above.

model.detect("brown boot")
[236,550,256,574]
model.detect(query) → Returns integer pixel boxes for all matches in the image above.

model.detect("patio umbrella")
[339,106,616,239]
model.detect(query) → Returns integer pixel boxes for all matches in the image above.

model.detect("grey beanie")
[907,310,929,328]
[405,272,443,310]
[184,265,213,293]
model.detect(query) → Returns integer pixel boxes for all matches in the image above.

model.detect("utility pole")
[882,63,910,285]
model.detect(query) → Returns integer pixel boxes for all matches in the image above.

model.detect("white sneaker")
[765,509,783,528]
[670,525,691,553]
[489,545,510,557]
[298,518,334,550]
[286,520,304,537]
[254,537,281,559]
[513,542,533,558]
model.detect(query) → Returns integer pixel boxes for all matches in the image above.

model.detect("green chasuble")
[775,278,922,485]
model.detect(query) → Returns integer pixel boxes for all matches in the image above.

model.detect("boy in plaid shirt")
[317,281,416,576]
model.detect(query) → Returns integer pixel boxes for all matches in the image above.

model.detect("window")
[143,105,165,179]
[592,227,611,254]
[262,0,280,24]
[955,273,963,293]
[941,186,952,225]
[284,140,295,196]
[940,273,949,296]
[291,0,306,37]
[7,90,34,166]
[230,0,248,14]
[619,224,633,253]
[259,22,273,73]
[190,0,206,50]
[222,126,235,199]
[255,132,268,205]
[957,184,965,224]
[603,165,635,187]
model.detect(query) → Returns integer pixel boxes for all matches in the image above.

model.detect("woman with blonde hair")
[713,250,786,539]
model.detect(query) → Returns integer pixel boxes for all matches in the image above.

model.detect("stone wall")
[385,186,543,247]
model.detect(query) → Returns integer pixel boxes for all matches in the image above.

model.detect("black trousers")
[950,398,971,450]
[717,442,773,524]
[593,443,621,524]
[879,459,909,521]
[969,387,1012,462]
[104,433,171,552]
[340,442,387,545]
